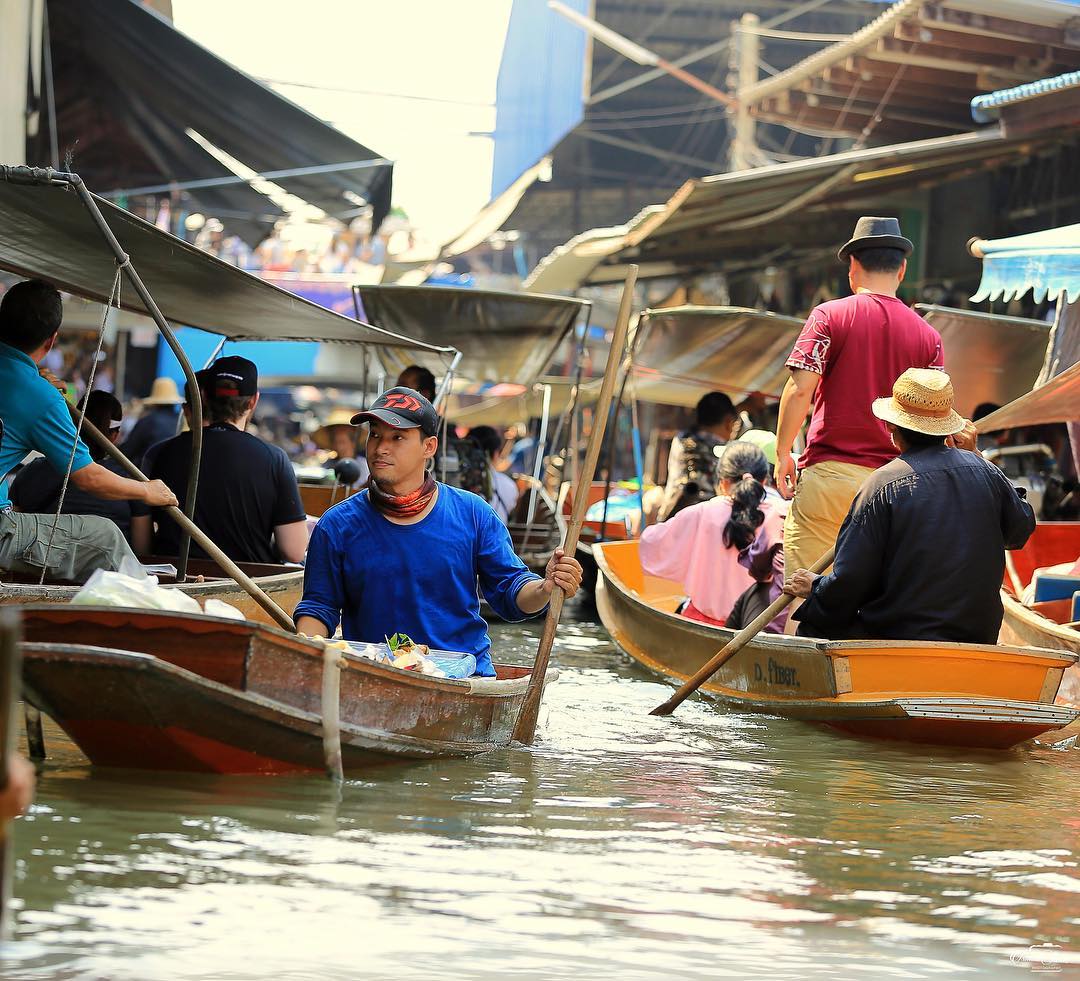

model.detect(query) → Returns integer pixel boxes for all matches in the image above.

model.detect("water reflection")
[6,609,1079,979]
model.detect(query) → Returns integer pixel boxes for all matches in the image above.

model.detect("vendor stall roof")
[534,127,1075,288]
[976,358,1080,432]
[969,223,1080,302]
[0,172,452,354]
[355,285,587,385]
[43,0,393,230]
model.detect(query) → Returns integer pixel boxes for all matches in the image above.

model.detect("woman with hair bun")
[639,441,790,632]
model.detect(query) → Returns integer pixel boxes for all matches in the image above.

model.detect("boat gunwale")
[593,541,1078,666]
[19,605,548,696]
[20,642,513,757]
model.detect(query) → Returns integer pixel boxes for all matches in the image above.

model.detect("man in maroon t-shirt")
[775,217,946,595]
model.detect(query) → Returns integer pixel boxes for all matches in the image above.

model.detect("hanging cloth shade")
[969,224,1080,304]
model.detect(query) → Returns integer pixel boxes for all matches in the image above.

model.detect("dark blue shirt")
[294,483,542,677]
[0,342,93,509]
[795,444,1036,644]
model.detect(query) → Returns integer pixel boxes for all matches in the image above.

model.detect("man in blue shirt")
[0,280,177,582]
[295,387,583,677]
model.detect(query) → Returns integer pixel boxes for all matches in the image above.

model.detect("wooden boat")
[594,540,1078,749]
[998,522,1080,706]
[20,605,556,774]
[299,481,359,519]
[506,475,566,573]
[0,559,304,628]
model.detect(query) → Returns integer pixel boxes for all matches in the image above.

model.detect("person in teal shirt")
[0,280,177,583]
[295,387,583,676]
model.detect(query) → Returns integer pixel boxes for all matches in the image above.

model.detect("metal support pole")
[67,175,204,580]
[526,384,553,525]
[730,12,760,171]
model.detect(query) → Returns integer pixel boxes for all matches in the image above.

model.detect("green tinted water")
[5,612,1079,979]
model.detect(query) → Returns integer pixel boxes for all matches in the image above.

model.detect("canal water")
[5,609,1079,979]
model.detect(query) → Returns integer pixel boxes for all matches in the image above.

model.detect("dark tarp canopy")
[39,0,393,236]
[977,360,1080,433]
[916,305,1050,417]
[0,174,452,353]
[356,285,586,384]
[632,307,804,405]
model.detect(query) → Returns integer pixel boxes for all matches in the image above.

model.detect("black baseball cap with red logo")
[351,387,440,437]
[206,356,258,398]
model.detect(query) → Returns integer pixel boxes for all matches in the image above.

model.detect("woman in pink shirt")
[640,442,789,631]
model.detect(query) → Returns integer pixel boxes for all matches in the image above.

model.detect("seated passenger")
[11,390,152,555]
[640,442,789,631]
[396,365,437,403]
[295,387,583,677]
[468,425,519,523]
[313,407,370,488]
[121,376,183,468]
[783,369,1035,643]
[0,280,176,583]
[658,391,738,521]
[149,356,308,565]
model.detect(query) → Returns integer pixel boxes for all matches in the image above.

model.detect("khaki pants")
[0,510,136,584]
[784,460,875,576]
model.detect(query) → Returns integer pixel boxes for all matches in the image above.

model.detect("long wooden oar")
[512,265,638,745]
[0,609,21,940]
[650,546,836,717]
[67,408,295,632]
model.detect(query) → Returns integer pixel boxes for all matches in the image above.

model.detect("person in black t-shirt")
[10,390,152,553]
[149,356,308,565]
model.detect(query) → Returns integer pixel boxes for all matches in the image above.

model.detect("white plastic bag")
[203,598,246,621]
[71,569,201,614]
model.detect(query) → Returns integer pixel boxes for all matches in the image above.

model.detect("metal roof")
[744,0,1080,143]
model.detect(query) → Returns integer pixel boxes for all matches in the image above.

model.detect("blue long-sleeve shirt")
[294,483,543,677]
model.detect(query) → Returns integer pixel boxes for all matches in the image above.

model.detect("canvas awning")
[42,0,393,231]
[916,305,1050,414]
[355,285,587,384]
[977,359,1080,432]
[630,307,804,406]
[969,224,1080,303]
[532,127,1074,289]
[0,171,452,354]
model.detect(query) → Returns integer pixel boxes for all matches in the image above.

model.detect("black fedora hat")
[838,216,914,261]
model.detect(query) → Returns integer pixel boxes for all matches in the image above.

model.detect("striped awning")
[969,224,1080,303]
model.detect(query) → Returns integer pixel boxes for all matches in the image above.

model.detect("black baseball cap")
[206,356,258,398]
[351,386,440,437]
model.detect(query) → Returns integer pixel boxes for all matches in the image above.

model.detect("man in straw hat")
[775,217,946,602]
[782,369,1035,644]
[313,407,369,488]
[122,375,183,467]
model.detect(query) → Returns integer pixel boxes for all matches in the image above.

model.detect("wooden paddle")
[650,546,836,717]
[65,407,296,632]
[0,609,21,940]
[512,265,638,745]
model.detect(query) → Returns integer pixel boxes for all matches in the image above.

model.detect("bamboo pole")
[512,266,638,745]
[69,407,296,632]
[0,609,21,940]
[650,547,835,717]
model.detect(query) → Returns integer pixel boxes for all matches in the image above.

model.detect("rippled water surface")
[6,609,1080,979]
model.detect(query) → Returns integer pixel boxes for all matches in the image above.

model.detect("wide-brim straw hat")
[838,216,914,261]
[313,407,360,450]
[142,376,183,406]
[872,368,965,437]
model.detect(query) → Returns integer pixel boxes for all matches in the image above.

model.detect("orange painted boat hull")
[594,540,1078,749]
